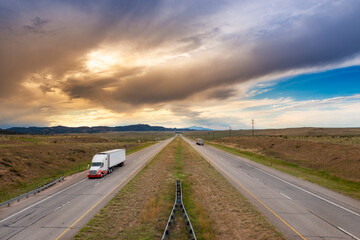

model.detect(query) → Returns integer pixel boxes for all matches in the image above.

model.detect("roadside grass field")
[0,132,173,203]
[186,135,360,200]
[184,127,360,140]
[184,128,360,200]
[75,137,283,240]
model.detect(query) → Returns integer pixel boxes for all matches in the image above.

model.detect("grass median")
[75,137,283,240]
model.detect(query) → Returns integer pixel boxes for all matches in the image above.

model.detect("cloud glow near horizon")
[0,0,360,130]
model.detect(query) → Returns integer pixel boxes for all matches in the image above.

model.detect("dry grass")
[76,137,283,240]
[75,137,178,240]
[184,127,360,140]
[185,128,360,199]
[206,137,360,199]
[0,132,172,202]
[278,135,360,145]
[139,197,164,224]
[212,136,360,182]
[180,139,283,240]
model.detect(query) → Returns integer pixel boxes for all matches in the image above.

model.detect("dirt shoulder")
[76,137,283,239]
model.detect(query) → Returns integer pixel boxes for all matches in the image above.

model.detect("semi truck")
[87,149,126,178]
[196,138,204,146]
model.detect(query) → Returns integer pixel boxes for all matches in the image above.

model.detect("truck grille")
[90,170,98,176]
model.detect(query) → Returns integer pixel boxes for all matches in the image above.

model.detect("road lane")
[0,137,174,240]
[183,136,360,240]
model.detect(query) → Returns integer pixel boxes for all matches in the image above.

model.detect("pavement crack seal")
[162,180,196,240]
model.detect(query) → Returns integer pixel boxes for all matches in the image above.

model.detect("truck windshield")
[91,162,102,167]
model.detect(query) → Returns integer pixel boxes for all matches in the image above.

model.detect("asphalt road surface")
[0,137,174,240]
[183,136,360,240]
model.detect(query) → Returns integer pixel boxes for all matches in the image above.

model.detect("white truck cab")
[88,149,125,178]
[88,153,108,178]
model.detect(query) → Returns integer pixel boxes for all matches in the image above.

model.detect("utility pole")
[229,126,232,137]
[252,119,255,137]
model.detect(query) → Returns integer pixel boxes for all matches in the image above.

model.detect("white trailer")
[88,149,126,178]
[196,138,204,146]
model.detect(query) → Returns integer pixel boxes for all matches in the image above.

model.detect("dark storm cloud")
[175,27,220,53]
[203,87,237,100]
[23,17,50,34]
[170,106,238,129]
[60,0,360,110]
[0,0,227,99]
[169,106,233,129]
[248,2,360,76]
[170,107,201,118]
[1,0,360,120]
[0,1,106,98]
[109,59,241,105]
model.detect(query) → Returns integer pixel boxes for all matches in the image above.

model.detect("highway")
[0,137,173,240]
[183,136,360,240]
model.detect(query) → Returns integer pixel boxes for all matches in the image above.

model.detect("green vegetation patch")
[169,138,215,239]
[181,139,283,239]
[208,142,360,200]
[76,137,283,239]
[75,138,178,239]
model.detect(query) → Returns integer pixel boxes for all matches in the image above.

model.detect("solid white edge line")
[337,226,360,240]
[54,137,174,240]
[186,136,360,239]
[0,179,87,223]
[183,136,307,240]
[254,167,360,217]
[201,139,360,217]
[0,138,170,224]
[1,138,173,226]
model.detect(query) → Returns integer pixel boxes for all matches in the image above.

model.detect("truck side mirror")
[87,164,90,169]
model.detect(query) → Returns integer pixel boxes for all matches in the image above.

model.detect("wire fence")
[162,180,196,240]
[0,176,64,207]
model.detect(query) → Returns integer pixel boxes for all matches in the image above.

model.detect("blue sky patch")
[250,66,360,101]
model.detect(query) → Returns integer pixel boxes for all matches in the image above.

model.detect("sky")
[0,0,360,130]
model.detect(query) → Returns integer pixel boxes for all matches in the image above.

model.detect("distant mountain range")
[0,129,18,135]
[187,126,214,131]
[1,124,211,135]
